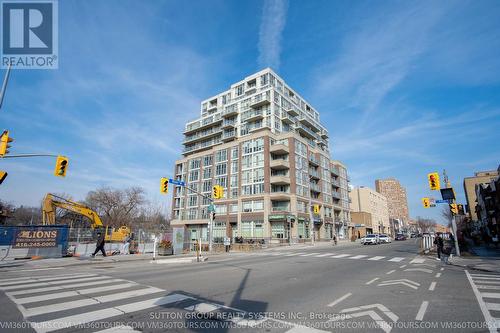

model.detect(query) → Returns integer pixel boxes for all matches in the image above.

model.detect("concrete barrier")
[421,235,435,253]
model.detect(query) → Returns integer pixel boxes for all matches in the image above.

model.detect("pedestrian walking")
[92,232,106,257]
[433,233,444,261]
[333,234,337,246]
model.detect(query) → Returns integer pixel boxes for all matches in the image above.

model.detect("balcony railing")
[184,114,223,133]
[295,123,320,140]
[183,126,222,144]
[249,92,271,108]
[332,191,341,199]
[308,154,319,166]
[330,166,340,176]
[222,104,239,117]
[310,183,321,192]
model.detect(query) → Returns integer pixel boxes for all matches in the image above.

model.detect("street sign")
[208,204,215,213]
[436,200,448,204]
[169,178,185,186]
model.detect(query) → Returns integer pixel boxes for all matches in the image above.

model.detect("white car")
[362,234,379,245]
[378,234,391,243]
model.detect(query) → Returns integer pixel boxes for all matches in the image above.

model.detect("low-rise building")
[463,169,499,221]
[349,186,391,239]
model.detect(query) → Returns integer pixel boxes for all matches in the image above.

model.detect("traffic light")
[212,185,224,199]
[0,171,7,185]
[313,204,320,214]
[0,130,13,157]
[422,197,430,208]
[449,203,458,215]
[428,172,440,190]
[160,178,169,194]
[457,204,465,215]
[54,155,69,177]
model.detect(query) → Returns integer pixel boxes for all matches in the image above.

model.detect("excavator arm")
[42,193,103,228]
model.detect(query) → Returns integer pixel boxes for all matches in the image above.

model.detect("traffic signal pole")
[0,64,12,110]
[443,170,461,257]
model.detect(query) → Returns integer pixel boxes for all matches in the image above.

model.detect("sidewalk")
[451,242,500,273]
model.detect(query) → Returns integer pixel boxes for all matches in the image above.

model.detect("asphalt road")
[0,239,496,333]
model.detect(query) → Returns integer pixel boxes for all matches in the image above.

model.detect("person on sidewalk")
[121,235,131,255]
[92,232,106,257]
[433,233,444,261]
[333,234,337,246]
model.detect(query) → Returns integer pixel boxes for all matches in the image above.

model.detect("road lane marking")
[429,282,436,291]
[485,303,500,311]
[1,276,106,291]
[404,268,433,274]
[474,280,500,285]
[388,257,404,262]
[327,292,352,307]
[481,293,500,299]
[386,270,395,275]
[416,301,428,321]
[300,253,320,257]
[285,252,305,256]
[348,255,368,260]
[285,326,330,333]
[7,279,126,296]
[0,274,96,287]
[410,258,425,264]
[368,256,385,261]
[366,278,379,285]
[471,277,500,280]
[0,267,65,273]
[440,268,444,271]
[435,273,441,278]
[330,254,350,258]
[476,285,500,290]
[399,265,407,268]
[316,253,334,257]
[30,293,193,333]
[465,270,497,333]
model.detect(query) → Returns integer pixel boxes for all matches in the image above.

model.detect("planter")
[157,247,173,256]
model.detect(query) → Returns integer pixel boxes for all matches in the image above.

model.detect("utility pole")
[442,169,461,257]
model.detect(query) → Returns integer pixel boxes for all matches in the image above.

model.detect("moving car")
[378,234,391,243]
[395,234,407,241]
[362,234,380,245]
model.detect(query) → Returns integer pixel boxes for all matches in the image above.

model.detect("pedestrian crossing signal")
[422,198,430,208]
[212,185,224,199]
[160,178,169,194]
[428,172,440,190]
[457,204,465,215]
[54,156,69,177]
[313,204,320,214]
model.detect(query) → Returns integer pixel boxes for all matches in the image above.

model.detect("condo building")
[375,178,410,234]
[170,68,351,244]
[349,186,391,238]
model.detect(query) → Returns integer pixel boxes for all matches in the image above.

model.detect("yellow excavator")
[42,193,131,242]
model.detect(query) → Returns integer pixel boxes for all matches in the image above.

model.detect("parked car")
[362,234,380,245]
[395,234,407,241]
[378,234,391,243]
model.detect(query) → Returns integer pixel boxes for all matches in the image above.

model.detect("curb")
[150,257,207,264]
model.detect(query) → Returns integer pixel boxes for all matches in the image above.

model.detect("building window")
[271,223,285,239]
[188,195,198,207]
[232,147,239,160]
[203,168,212,179]
[236,84,244,96]
[203,155,213,166]
[216,163,227,176]
[230,204,238,213]
[242,200,264,212]
[189,159,201,169]
[241,220,263,238]
[215,204,227,214]
[202,180,212,193]
[188,170,199,182]
[215,176,227,188]
[216,149,227,163]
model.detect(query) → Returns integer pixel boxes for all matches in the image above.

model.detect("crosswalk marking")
[185,302,222,313]
[7,278,125,296]
[330,254,350,258]
[0,273,92,285]
[474,280,500,285]
[0,274,96,287]
[486,302,500,311]
[285,252,304,256]
[316,253,334,257]
[1,276,108,291]
[368,256,385,261]
[466,270,500,333]
[300,253,320,257]
[472,277,500,281]
[476,285,500,290]
[410,258,425,264]
[94,287,163,303]
[388,257,404,262]
[481,293,500,299]
[348,255,368,259]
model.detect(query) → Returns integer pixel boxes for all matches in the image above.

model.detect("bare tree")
[441,207,453,229]
[85,187,147,227]
[415,216,436,233]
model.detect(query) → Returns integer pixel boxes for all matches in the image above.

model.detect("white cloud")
[258,0,288,70]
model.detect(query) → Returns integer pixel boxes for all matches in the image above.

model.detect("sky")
[1,0,499,224]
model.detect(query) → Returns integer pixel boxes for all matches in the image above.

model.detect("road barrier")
[421,234,435,253]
